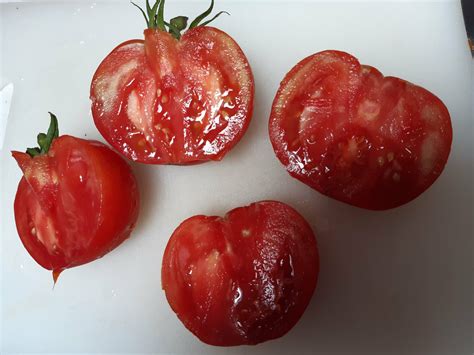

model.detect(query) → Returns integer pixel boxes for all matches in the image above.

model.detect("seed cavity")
[420,133,440,175]
[313,88,323,98]
[421,105,441,125]
[358,99,380,121]
[96,58,139,113]
[205,249,221,270]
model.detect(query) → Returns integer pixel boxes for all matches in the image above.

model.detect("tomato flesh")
[161,201,319,346]
[269,50,453,210]
[12,136,140,277]
[91,27,254,164]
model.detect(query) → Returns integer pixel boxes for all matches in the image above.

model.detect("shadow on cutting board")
[128,161,160,238]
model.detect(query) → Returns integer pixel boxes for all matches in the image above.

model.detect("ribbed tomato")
[162,201,319,346]
[269,50,452,210]
[90,0,254,164]
[12,114,140,281]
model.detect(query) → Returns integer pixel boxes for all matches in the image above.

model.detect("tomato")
[90,0,254,164]
[12,114,140,281]
[269,50,453,210]
[162,201,319,346]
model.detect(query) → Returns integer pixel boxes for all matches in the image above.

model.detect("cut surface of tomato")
[91,26,254,164]
[162,201,319,346]
[269,50,452,210]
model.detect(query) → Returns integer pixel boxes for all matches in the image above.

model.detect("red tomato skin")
[12,135,140,275]
[90,27,254,165]
[161,201,319,346]
[269,50,453,210]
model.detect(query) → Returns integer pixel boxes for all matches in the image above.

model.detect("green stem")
[156,0,166,31]
[131,0,229,40]
[26,112,59,158]
[189,0,215,29]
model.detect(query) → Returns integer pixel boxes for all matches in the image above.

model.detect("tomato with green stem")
[12,114,140,281]
[91,0,254,164]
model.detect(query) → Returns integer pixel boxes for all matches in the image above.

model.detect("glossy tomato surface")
[12,136,140,279]
[269,50,453,210]
[162,201,319,346]
[91,27,254,164]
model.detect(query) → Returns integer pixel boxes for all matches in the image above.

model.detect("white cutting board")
[1,1,472,354]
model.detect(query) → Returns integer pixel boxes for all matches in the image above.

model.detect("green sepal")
[199,11,229,27]
[170,16,188,31]
[189,0,215,29]
[26,112,59,158]
[132,0,228,40]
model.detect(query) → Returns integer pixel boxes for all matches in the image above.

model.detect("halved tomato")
[162,201,319,346]
[269,50,453,210]
[90,0,254,164]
